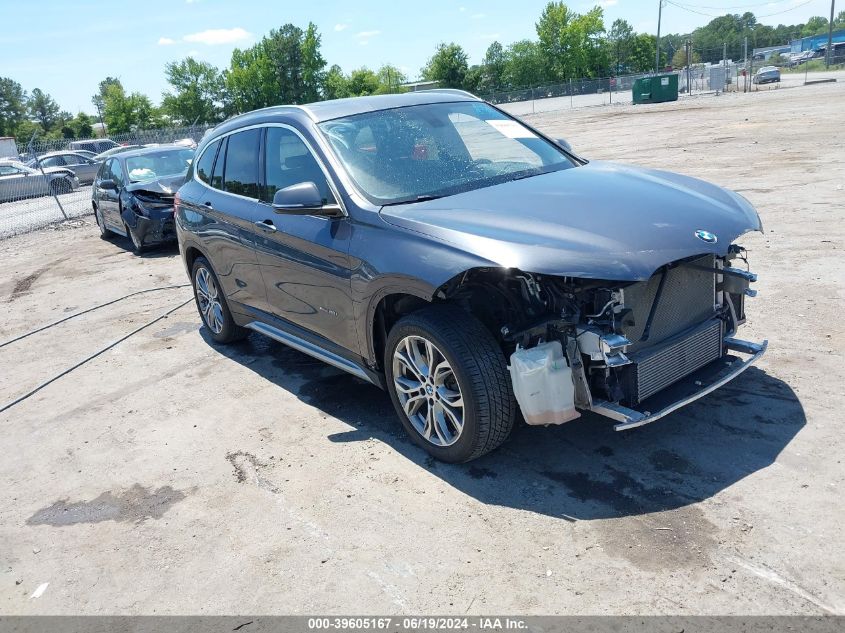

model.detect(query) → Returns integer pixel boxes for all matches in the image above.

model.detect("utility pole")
[656,0,664,73]
[744,37,748,92]
[827,0,836,68]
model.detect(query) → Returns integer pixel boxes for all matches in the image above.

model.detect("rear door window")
[222,129,260,199]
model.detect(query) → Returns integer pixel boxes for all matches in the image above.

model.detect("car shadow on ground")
[110,238,179,258]
[204,328,805,522]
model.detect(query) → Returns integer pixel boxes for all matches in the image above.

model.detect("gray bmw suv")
[175,90,766,463]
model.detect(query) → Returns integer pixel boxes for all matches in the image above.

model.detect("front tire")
[385,305,515,463]
[191,256,247,344]
[126,222,145,254]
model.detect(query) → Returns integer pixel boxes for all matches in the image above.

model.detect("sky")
[0,0,836,113]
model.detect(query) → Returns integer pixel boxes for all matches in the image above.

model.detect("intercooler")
[617,255,723,405]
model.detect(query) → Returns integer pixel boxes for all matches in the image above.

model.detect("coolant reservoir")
[509,341,581,426]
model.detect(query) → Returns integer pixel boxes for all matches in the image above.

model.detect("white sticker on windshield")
[485,119,537,139]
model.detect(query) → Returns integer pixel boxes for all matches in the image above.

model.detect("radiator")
[622,318,723,405]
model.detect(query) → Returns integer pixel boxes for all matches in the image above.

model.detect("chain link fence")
[0,125,208,240]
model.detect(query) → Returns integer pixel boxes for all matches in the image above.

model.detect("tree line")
[1,3,843,141]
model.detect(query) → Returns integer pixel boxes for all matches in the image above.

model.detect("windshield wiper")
[381,194,444,207]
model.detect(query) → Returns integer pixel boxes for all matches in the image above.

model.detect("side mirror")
[272,182,341,216]
[100,179,117,190]
[556,138,574,153]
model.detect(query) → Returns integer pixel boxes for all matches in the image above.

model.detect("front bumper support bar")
[590,338,768,431]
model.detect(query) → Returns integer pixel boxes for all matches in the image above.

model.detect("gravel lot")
[0,81,843,615]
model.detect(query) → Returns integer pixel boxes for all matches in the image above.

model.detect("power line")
[667,0,814,18]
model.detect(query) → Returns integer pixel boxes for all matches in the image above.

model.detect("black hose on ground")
[0,297,194,415]
[0,284,191,349]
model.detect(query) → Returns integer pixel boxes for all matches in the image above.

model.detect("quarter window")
[222,129,260,198]
[196,139,220,185]
[262,127,334,204]
[211,138,226,190]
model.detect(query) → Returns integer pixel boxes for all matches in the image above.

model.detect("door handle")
[255,219,277,232]
[203,201,213,208]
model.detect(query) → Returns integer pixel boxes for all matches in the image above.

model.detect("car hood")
[126,174,186,199]
[379,161,762,281]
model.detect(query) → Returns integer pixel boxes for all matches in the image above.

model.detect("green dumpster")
[632,74,679,104]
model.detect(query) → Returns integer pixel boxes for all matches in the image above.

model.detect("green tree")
[301,22,326,102]
[346,68,380,96]
[322,64,349,100]
[0,77,27,137]
[503,40,549,89]
[92,77,122,113]
[422,42,469,89]
[480,41,507,93]
[161,57,224,125]
[375,64,407,93]
[608,19,634,73]
[463,65,483,94]
[802,16,828,37]
[536,2,607,79]
[672,46,701,68]
[103,83,160,134]
[28,88,61,132]
[69,112,94,138]
[628,34,665,72]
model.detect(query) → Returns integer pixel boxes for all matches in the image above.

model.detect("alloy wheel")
[392,335,465,447]
[195,266,224,334]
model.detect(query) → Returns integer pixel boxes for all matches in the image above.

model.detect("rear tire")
[50,178,71,195]
[94,205,112,239]
[191,256,247,344]
[385,305,515,463]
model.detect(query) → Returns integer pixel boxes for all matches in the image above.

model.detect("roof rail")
[420,88,480,99]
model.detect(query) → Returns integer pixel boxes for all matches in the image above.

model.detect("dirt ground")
[1,82,843,615]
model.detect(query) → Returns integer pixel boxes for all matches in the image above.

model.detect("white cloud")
[471,13,486,19]
[356,30,381,39]
[157,37,175,45]
[183,27,252,46]
[334,23,349,31]
[186,0,200,3]
[459,6,466,11]
[598,0,617,7]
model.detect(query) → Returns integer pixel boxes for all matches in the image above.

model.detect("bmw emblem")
[695,230,717,244]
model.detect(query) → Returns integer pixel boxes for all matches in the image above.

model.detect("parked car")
[92,145,194,253]
[67,138,119,155]
[74,150,98,160]
[0,160,79,203]
[753,66,781,84]
[26,151,100,184]
[92,145,143,162]
[174,90,766,463]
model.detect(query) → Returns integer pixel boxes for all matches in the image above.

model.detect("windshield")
[318,101,575,205]
[125,149,194,182]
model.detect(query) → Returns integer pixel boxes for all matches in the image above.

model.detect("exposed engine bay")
[440,245,767,429]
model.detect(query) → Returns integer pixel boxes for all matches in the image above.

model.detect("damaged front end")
[441,246,767,430]
[122,187,178,246]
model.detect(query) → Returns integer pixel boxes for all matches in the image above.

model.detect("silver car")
[28,151,100,184]
[0,160,79,203]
